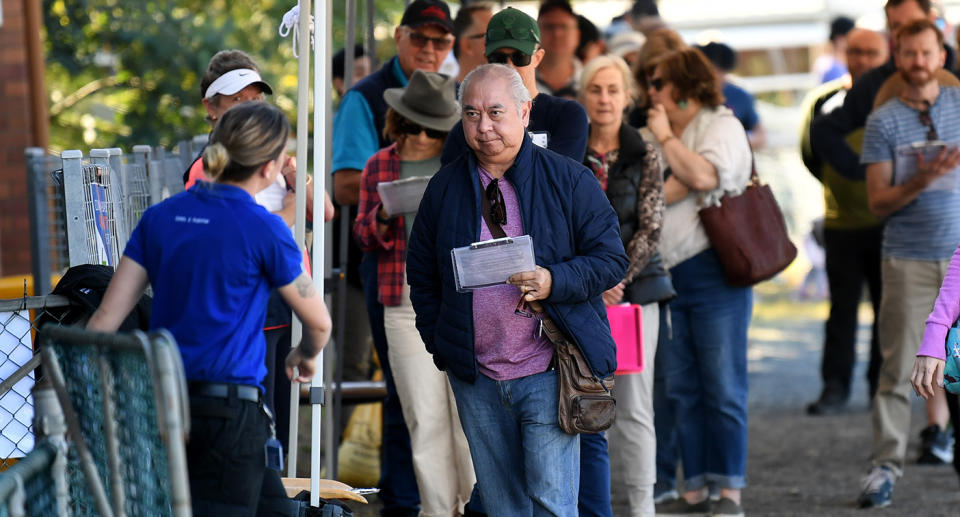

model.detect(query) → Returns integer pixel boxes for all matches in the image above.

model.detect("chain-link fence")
[0,325,191,516]
[0,441,61,516]
[41,326,191,516]
[0,295,80,472]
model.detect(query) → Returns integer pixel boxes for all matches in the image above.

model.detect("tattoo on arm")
[294,274,317,298]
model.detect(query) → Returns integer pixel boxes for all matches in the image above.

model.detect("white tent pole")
[311,0,333,508]
[287,0,313,479]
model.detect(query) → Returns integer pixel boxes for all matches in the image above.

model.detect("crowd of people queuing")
[81,0,960,515]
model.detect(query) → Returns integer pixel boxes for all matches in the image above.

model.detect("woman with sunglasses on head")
[88,102,331,515]
[580,54,675,517]
[354,70,475,517]
[641,47,752,517]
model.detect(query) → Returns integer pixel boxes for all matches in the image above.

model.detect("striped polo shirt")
[861,86,960,261]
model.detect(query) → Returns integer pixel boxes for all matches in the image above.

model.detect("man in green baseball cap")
[484,6,541,57]
[440,7,588,166]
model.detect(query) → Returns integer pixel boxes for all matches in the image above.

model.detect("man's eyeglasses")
[485,178,507,225]
[487,50,532,67]
[400,120,448,139]
[919,100,939,141]
[486,27,540,43]
[648,77,666,92]
[406,30,453,51]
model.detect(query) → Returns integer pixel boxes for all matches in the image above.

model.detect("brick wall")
[0,0,37,276]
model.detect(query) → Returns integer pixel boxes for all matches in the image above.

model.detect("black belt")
[189,382,260,403]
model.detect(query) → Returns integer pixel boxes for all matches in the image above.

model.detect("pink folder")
[607,304,643,374]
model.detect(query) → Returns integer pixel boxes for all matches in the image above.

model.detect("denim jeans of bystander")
[663,249,752,492]
[653,305,678,500]
[449,370,580,517]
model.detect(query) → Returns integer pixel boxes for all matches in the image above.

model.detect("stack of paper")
[452,235,536,292]
[894,141,959,192]
[377,176,432,217]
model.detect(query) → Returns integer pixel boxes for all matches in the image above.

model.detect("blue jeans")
[449,370,579,517]
[579,432,612,517]
[653,304,678,496]
[359,253,421,514]
[464,431,611,517]
[663,249,752,491]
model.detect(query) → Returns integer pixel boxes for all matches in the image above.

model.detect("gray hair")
[458,63,532,116]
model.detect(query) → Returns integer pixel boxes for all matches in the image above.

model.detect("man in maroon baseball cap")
[401,0,454,33]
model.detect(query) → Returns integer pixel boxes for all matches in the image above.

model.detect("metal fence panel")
[0,441,58,516]
[0,296,79,471]
[40,325,191,516]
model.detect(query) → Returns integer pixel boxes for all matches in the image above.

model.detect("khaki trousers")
[872,257,949,476]
[384,285,475,517]
[609,303,660,517]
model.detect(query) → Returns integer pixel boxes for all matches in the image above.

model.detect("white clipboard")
[451,235,536,292]
[376,176,432,217]
[894,141,959,192]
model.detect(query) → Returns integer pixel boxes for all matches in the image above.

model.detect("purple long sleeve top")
[919,243,960,360]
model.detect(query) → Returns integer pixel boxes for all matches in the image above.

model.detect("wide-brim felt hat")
[383,70,460,131]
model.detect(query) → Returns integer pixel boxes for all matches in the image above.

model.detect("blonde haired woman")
[89,102,331,514]
[580,54,674,517]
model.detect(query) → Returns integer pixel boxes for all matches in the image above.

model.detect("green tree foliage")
[43,0,406,152]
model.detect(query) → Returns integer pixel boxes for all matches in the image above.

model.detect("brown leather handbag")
[539,313,616,434]
[698,155,797,287]
[479,182,615,434]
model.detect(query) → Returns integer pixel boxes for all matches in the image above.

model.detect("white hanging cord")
[279,5,314,57]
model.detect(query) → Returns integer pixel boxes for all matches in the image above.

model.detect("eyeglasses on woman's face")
[400,119,448,140]
[647,76,667,92]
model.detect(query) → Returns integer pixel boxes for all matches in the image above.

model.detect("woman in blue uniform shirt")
[88,102,331,515]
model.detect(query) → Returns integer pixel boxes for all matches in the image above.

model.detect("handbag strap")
[697,130,759,208]
[480,179,508,239]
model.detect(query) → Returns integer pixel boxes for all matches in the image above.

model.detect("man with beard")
[857,19,960,509]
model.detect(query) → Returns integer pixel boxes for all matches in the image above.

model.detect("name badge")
[529,131,549,149]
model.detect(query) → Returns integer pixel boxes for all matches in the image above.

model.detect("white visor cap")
[204,68,273,99]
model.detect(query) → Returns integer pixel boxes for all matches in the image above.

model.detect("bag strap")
[480,180,508,239]
[698,129,759,208]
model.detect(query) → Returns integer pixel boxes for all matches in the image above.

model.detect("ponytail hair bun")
[204,102,291,184]
[202,142,230,182]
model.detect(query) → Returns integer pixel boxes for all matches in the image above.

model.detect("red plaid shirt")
[353,144,407,306]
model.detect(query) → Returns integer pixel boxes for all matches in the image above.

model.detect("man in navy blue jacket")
[440,7,588,166]
[407,63,627,516]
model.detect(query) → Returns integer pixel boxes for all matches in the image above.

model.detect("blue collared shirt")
[124,182,303,390]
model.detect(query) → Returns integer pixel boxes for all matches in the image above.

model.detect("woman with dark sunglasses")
[353,70,476,516]
[641,48,753,517]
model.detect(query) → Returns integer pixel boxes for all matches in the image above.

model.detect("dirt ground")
[311,290,960,516]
